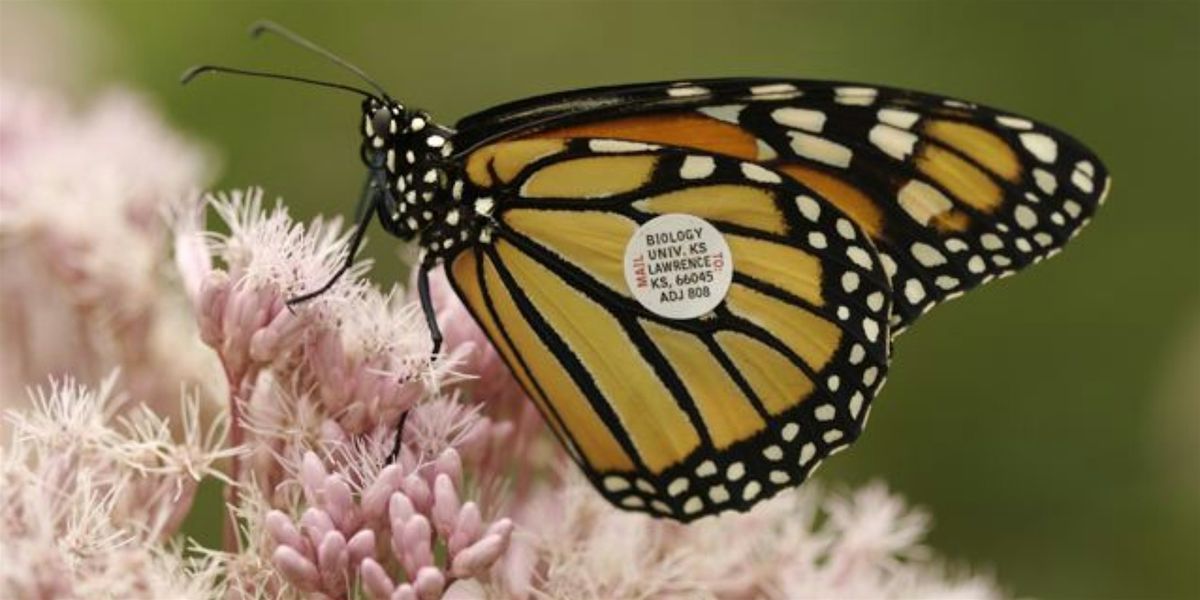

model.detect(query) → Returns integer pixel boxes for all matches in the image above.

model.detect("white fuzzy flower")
[1,373,231,598]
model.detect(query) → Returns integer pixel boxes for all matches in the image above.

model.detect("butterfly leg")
[384,409,410,465]
[383,263,441,466]
[287,174,380,306]
[417,261,443,357]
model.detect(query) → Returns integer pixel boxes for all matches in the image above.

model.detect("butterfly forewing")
[455,79,1110,333]
[444,140,891,520]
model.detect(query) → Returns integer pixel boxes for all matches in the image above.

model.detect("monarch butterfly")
[186,22,1109,522]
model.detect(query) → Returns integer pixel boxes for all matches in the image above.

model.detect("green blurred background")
[4,1,1197,597]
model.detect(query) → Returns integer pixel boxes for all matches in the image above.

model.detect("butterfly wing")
[455,79,1111,333]
[443,139,891,520]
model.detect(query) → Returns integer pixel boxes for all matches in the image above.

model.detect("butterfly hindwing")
[444,139,891,520]
[455,79,1110,333]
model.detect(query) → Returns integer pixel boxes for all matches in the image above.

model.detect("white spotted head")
[359,97,459,243]
[360,96,407,160]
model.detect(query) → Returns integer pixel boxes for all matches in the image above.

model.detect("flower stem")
[223,367,245,553]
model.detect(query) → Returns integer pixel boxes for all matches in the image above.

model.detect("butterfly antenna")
[249,20,391,99]
[181,64,375,98]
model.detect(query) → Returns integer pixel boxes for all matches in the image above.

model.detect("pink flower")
[266,449,513,600]
[0,82,216,419]
[501,472,999,600]
[177,189,442,500]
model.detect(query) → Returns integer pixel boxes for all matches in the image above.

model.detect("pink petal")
[443,579,487,600]
[391,584,417,600]
[402,474,432,514]
[435,448,463,486]
[402,515,434,573]
[361,465,403,523]
[300,508,336,551]
[316,530,349,592]
[319,418,349,445]
[196,271,230,347]
[484,518,514,542]
[323,474,361,533]
[412,566,446,600]
[249,306,306,362]
[388,491,415,525]
[431,474,460,538]
[300,451,328,505]
[359,558,395,600]
[265,510,306,552]
[272,545,320,592]
[449,534,507,578]
[448,502,482,556]
[347,529,377,567]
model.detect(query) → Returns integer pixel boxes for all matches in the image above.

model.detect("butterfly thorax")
[360,97,462,252]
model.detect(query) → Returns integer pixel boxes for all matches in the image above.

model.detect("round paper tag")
[623,213,734,319]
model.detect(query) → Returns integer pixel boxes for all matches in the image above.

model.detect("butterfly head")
[360,96,405,159]
[360,97,457,242]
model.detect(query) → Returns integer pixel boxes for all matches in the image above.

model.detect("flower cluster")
[509,473,998,599]
[0,374,234,598]
[1,80,1003,599]
[0,81,220,424]
[265,449,512,599]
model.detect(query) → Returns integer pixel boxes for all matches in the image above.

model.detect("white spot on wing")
[814,404,836,421]
[796,195,821,222]
[841,271,860,293]
[1071,164,1095,193]
[750,82,799,96]
[756,138,778,161]
[849,344,865,365]
[836,218,856,240]
[869,125,919,160]
[967,255,986,273]
[680,155,716,179]
[781,422,800,441]
[742,481,762,501]
[786,131,853,168]
[589,139,660,153]
[698,104,744,125]
[898,180,954,226]
[862,317,880,342]
[910,242,947,267]
[1015,204,1038,229]
[772,107,827,133]
[904,279,926,304]
[877,108,920,129]
[866,292,884,312]
[846,246,873,269]
[667,478,689,497]
[799,443,816,466]
[709,485,730,503]
[1020,132,1058,163]
[835,86,878,106]
[741,163,782,184]
[668,85,709,98]
[1064,200,1082,219]
[1033,168,1057,195]
[996,115,1033,130]
[603,476,629,492]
